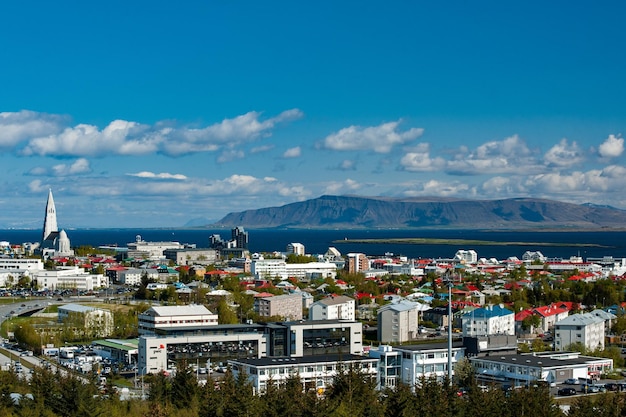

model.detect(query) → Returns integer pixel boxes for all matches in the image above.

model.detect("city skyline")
[1,2,625,228]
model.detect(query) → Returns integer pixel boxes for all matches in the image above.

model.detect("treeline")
[1,364,626,417]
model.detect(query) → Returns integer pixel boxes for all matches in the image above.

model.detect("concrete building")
[461,304,515,337]
[163,248,219,266]
[284,262,337,282]
[345,253,369,274]
[117,268,159,286]
[138,305,218,336]
[308,295,355,321]
[397,343,466,386]
[469,352,612,386]
[137,319,363,375]
[286,242,305,256]
[33,267,108,291]
[257,293,303,320]
[377,300,430,343]
[554,313,606,351]
[251,258,287,280]
[127,235,188,261]
[58,303,113,338]
[230,354,377,395]
[454,249,478,263]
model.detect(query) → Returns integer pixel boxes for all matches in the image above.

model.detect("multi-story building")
[377,300,429,343]
[138,319,362,374]
[117,268,159,286]
[126,235,189,261]
[284,262,337,282]
[257,293,303,320]
[58,303,113,338]
[308,295,355,321]
[286,242,305,256]
[554,313,606,351]
[230,354,378,395]
[461,304,515,337]
[33,266,108,291]
[397,343,466,386]
[163,248,219,266]
[251,258,287,280]
[454,249,478,263]
[345,253,369,274]
[138,305,218,336]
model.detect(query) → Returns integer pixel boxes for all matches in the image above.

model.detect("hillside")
[210,195,626,229]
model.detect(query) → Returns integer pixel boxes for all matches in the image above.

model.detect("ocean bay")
[2,228,626,260]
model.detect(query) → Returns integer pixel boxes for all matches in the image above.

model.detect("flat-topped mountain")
[210,195,626,229]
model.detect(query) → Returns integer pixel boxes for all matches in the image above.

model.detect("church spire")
[42,189,59,242]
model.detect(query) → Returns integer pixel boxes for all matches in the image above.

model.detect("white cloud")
[320,120,424,153]
[322,179,363,195]
[217,149,245,163]
[251,144,274,154]
[127,171,187,180]
[598,134,624,158]
[28,158,92,177]
[52,158,91,176]
[400,143,446,172]
[18,109,303,159]
[282,146,301,158]
[0,110,65,147]
[338,159,356,171]
[446,135,539,175]
[543,138,585,167]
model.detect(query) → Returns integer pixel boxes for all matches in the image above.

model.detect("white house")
[308,295,355,321]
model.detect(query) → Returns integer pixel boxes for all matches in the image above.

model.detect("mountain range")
[208,195,626,230]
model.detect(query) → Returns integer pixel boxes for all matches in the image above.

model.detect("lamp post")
[442,272,454,384]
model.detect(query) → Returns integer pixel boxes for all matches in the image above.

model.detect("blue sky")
[1,1,625,228]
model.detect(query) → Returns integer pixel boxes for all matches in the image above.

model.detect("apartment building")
[554,313,606,351]
[257,293,303,320]
[308,295,355,321]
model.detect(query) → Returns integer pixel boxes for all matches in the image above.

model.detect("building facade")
[257,293,303,321]
[308,295,355,321]
[554,313,606,351]
[138,305,219,336]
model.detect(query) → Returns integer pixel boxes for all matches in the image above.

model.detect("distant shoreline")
[333,238,609,248]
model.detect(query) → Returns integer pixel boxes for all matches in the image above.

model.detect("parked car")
[564,378,579,385]
[604,382,620,392]
[558,387,577,396]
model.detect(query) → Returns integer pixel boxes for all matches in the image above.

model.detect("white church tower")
[42,189,59,243]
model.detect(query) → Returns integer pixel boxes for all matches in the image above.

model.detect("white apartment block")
[554,313,606,351]
[127,235,186,260]
[117,268,159,286]
[397,343,466,386]
[286,242,305,256]
[138,305,219,336]
[454,249,478,263]
[461,304,515,337]
[284,262,337,281]
[308,295,355,321]
[251,258,288,280]
[230,354,377,395]
[33,267,108,291]
[0,257,44,272]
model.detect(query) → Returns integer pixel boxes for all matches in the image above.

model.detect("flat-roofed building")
[257,293,303,320]
[230,354,378,395]
[33,266,108,291]
[138,305,219,336]
[163,248,219,266]
[137,319,363,375]
[58,303,113,338]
